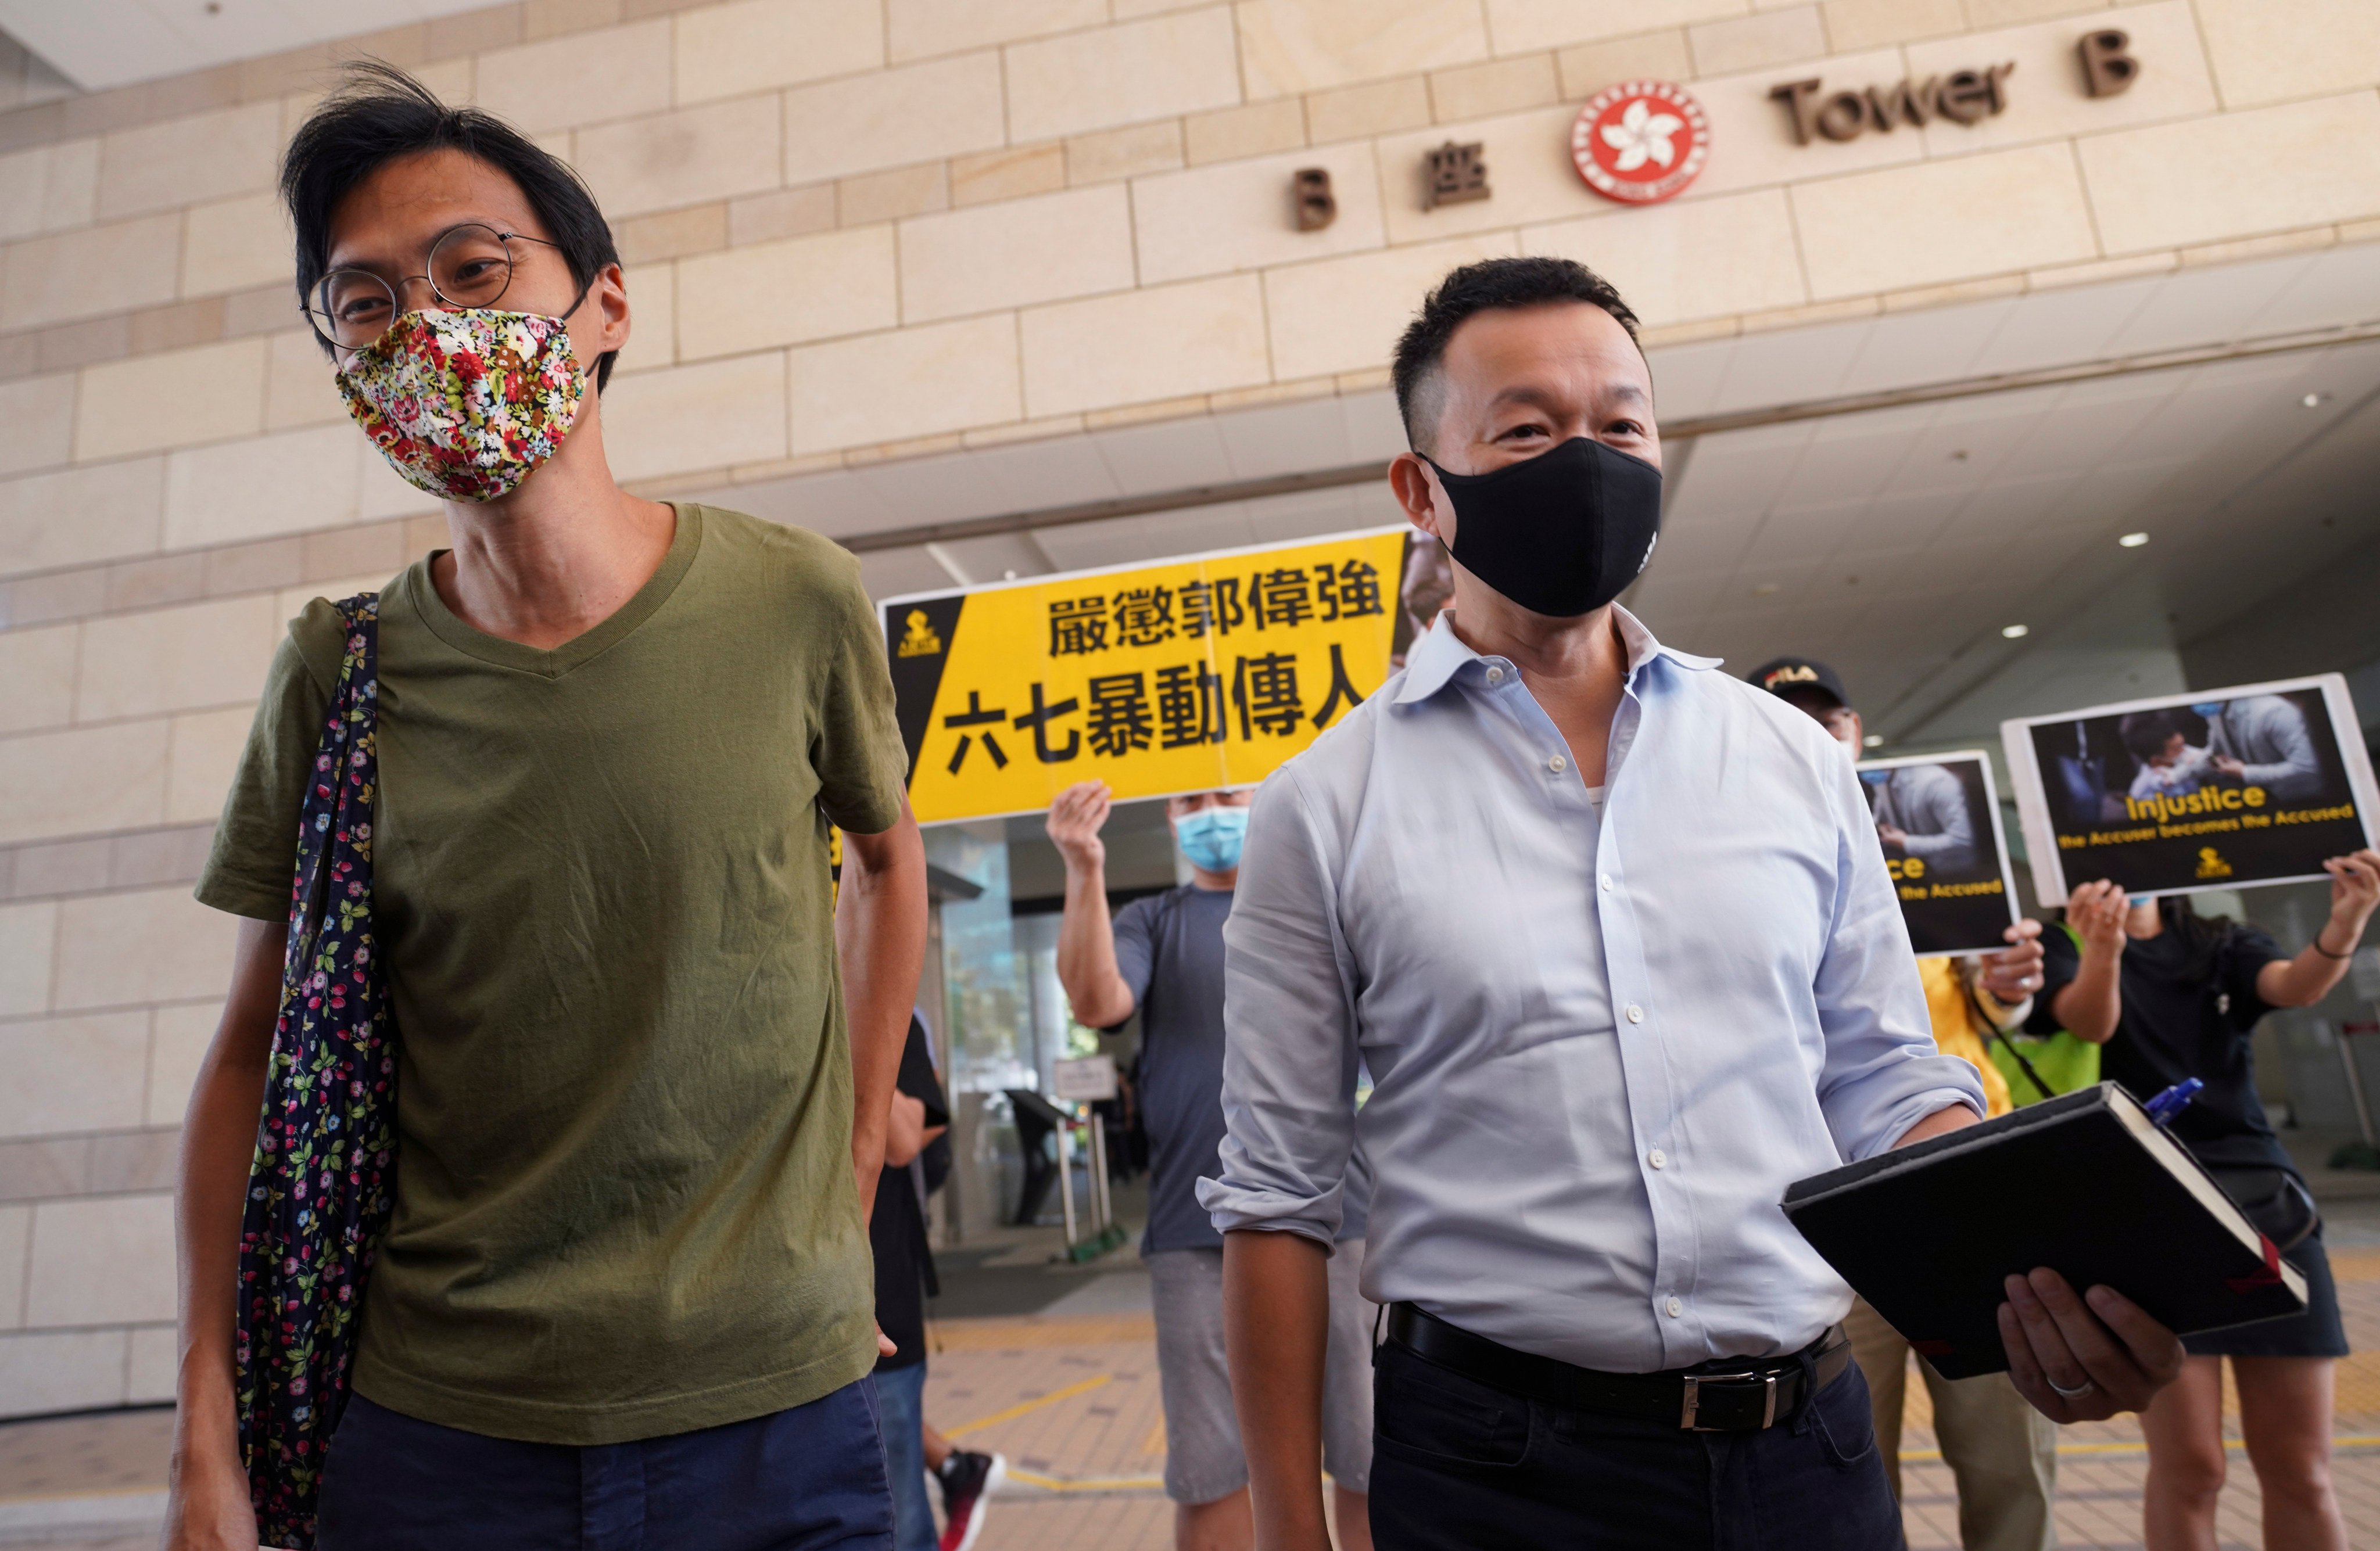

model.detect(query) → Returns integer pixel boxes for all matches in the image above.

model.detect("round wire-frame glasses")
[302,223,569,353]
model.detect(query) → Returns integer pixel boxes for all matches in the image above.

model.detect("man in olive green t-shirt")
[166,68,927,1551]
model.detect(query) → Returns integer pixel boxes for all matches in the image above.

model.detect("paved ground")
[9,1182,2380,1548]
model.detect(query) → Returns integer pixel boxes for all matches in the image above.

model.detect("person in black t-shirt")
[2031,850,2379,1551]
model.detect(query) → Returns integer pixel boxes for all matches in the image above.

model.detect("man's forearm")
[2054,958,2121,1043]
[2261,939,2356,1008]
[838,807,928,1221]
[1223,1229,1333,1551]
[1054,857,1132,1026]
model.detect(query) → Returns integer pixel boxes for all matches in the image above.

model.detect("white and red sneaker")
[934,1449,1005,1551]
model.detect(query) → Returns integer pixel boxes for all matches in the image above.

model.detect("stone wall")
[1,0,2378,1414]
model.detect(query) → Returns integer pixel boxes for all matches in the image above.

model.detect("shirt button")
[1626,1003,1644,1024]
[1485,666,1504,684]
[1599,874,1613,892]
[1548,755,1567,774]
[1665,1297,1683,1319]
[1648,1149,1666,1170]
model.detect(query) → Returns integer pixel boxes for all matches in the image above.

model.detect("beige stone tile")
[1235,0,1489,98]
[1521,187,1806,328]
[600,351,788,482]
[1303,77,1432,144]
[1556,31,1696,99]
[0,1330,128,1416]
[0,1012,146,1140]
[264,328,344,431]
[1134,141,1388,286]
[52,885,235,1010]
[575,95,783,220]
[0,372,71,477]
[1822,0,1962,48]
[525,0,625,38]
[96,101,280,221]
[2195,0,2380,110]
[614,203,728,266]
[615,261,676,375]
[1688,5,1826,74]
[1375,103,1603,245]
[676,225,897,358]
[899,185,1136,322]
[180,191,291,299]
[1431,55,1560,124]
[1067,121,1184,185]
[1962,0,2109,20]
[0,139,97,242]
[1185,99,1308,165]
[1,214,182,332]
[1112,0,1214,13]
[1674,48,1922,202]
[1021,274,1269,417]
[74,337,267,464]
[147,1001,223,1127]
[838,163,950,224]
[1006,8,1242,143]
[0,458,165,576]
[2081,92,2380,256]
[1485,0,1748,55]
[24,1194,176,1325]
[126,1323,177,1404]
[0,1206,26,1327]
[75,594,280,724]
[159,423,357,550]
[1263,230,1519,381]
[888,0,1103,63]
[131,297,226,356]
[730,184,838,245]
[953,144,1068,206]
[787,313,1019,455]
[1907,1,2214,160]
[781,52,1006,184]
[675,0,883,104]
[166,706,256,827]
[0,723,167,847]
[474,19,672,133]
[354,436,441,525]
[0,900,55,1016]
[1791,140,2097,299]
[0,624,76,735]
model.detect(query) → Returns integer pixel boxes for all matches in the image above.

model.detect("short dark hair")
[281,61,623,390]
[2119,710,2181,763]
[1390,256,1643,452]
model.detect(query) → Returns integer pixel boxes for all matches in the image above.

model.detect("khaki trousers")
[1844,1298,2059,1551]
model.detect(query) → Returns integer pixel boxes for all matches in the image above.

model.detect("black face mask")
[1425,437,1662,619]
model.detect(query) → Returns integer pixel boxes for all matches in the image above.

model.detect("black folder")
[1782,1083,2307,1380]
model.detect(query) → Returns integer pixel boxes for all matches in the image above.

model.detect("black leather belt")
[1384,1303,1852,1432]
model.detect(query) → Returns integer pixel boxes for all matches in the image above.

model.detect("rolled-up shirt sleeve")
[1198,767,1359,1248]
[1812,756,1987,1159]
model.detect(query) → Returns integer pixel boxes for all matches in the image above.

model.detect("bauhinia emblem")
[1572,80,1709,205]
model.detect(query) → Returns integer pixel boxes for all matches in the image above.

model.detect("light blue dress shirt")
[1199,607,1985,1373]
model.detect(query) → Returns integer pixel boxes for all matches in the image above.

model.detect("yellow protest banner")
[881,526,1420,824]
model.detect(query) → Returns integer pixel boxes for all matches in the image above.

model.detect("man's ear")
[1389,452,1449,545]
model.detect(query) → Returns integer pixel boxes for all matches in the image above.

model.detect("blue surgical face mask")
[2191,702,2226,719]
[1174,805,1249,874]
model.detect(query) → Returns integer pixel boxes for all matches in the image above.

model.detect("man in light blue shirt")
[1200,256,2184,1550]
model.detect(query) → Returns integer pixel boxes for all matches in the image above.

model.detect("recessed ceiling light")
[1864,734,1884,747]
[2001,623,2030,639]
[2119,532,2149,548]
[2303,393,2330,409]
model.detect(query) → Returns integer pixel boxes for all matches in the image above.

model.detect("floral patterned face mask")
[337,306,587,503]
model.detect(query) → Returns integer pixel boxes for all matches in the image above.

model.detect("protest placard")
[881,526,1433,824]
[2002,675,2378,904]
[1856,749,2021,956]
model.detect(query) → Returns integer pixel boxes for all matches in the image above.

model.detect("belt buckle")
[1679,1370,1778,1431]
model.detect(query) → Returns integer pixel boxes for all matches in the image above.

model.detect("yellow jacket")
[1917,956,2015,1119]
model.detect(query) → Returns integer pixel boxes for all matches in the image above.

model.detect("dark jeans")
[1369,1340,1904,1550]
[316,1381,895,1551]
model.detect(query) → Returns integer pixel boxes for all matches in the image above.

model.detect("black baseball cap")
[1747,656,1850,709]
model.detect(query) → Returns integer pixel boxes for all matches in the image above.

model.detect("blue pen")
[2143,1078,2203,1129]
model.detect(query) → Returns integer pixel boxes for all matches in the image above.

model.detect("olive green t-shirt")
[196,504,908,1445]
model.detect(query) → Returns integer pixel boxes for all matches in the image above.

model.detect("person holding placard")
[1756,656,2060,1551]
[2035,854,2380,1551]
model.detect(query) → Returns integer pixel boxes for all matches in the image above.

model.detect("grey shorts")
[1145,1239,1375,1505]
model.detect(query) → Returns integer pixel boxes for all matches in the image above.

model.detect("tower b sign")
[1572,81,1709,204]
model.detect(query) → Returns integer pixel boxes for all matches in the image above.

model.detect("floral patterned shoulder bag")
[235,594,400,1550]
